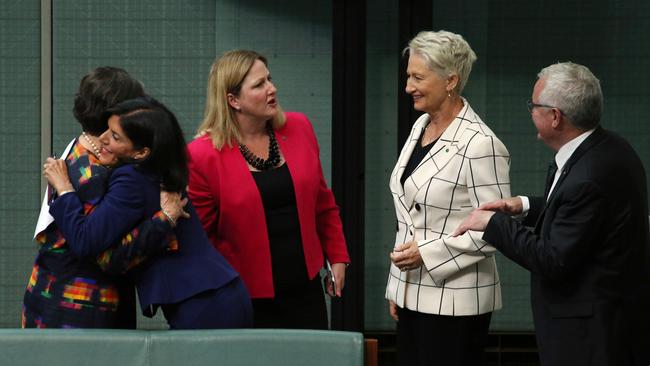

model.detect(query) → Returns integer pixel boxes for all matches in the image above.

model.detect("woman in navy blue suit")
[43,96,252,329]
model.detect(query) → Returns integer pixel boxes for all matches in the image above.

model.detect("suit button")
[414,203,421,211]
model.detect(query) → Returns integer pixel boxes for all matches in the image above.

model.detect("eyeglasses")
[526,99,563,115]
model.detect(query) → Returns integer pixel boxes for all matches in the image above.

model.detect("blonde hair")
[197,49,286,149]
[404,30,477,94]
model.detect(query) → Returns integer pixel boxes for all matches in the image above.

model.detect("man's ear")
[132,147,150,161]
[551,109,563,129]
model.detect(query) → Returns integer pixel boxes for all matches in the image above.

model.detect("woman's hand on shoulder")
[43,157,74,194]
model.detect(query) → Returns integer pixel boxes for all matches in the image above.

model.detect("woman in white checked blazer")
[386,30,511,366]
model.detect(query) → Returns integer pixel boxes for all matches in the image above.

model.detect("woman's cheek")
[99,152,119,166]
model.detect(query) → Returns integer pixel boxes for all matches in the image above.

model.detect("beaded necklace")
[81,131,102,158]
[238,125,280,171]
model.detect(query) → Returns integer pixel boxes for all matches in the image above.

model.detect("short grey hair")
[403,30,477,93]
[538,62,603,130]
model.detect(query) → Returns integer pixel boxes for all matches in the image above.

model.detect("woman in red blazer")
[187,50,350,329]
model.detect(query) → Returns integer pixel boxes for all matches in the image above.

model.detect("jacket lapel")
[546,127,606,203]
[390,114,428,224]
[535,127,607,230]
[402,104,474,207]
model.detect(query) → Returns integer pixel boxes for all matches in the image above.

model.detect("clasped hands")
[389,241,423,272]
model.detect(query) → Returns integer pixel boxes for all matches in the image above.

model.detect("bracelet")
[161,208,176,227]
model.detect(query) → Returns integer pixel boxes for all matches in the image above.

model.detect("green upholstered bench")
[0,328,364,366]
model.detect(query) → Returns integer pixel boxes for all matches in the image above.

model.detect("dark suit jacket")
[484,127,650,366]
[51,164,240,318]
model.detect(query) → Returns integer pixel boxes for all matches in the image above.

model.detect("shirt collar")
[555,129,595,172]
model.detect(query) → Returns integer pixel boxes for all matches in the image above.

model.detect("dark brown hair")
[73,66,145,136]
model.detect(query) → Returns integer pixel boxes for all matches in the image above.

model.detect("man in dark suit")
[453,62,650,366]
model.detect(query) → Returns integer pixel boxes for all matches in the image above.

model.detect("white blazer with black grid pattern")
[385,100,511,316]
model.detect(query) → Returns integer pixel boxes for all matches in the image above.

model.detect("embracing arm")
[50,166,148,258]
[418,134,511,283]
[96,212,176,274]
[96,192,188,274]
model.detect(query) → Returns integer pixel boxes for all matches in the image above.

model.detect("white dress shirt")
[520,128,595,212]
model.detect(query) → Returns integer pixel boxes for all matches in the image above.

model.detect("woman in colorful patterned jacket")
[42,96,252,329]
[24,67,184,328]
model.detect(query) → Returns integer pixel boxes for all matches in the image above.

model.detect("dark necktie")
[544,161,558,199]
[534,161,558,232]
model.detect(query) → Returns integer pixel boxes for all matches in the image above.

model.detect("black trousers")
[396,307,492,366]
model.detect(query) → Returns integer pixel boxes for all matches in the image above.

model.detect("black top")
[400,130,437,186]
[251,163,309,293]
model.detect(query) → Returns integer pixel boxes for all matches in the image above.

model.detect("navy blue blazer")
[51,163,240,316]
[484,127,650,366]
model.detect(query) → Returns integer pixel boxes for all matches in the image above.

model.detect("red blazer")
[187,112,350,298]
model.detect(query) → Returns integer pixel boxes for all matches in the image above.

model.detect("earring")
[447,90,451,98]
